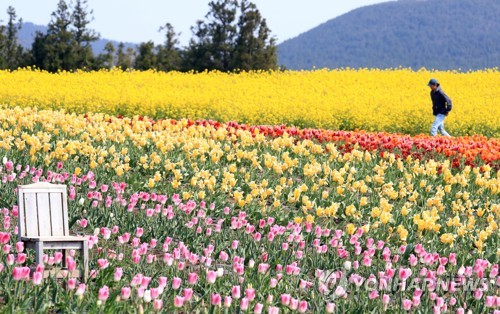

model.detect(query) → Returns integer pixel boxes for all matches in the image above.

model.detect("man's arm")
[439,90,452,112]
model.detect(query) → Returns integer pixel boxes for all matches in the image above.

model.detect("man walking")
[428,78,452,137]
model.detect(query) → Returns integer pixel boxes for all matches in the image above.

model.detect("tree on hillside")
[183,0,276,72]
[30,31,49,69]
[183,20,213,72]
[232,0,277,70]
[94,41,115,69]
[35,0,76,72]
[0,6,26,70]
[102,41,115,68]
[116,42,135,70]
[208,0,239,71]
[156,23,182,71]
[71,0,99,69]
[185,0,238,72]
[135,41,157,70]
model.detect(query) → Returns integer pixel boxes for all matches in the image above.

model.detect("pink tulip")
[68,278,77,290]
[75,284,86,296]
[240,297,250,311]
[141,276,152,288]
[211,293,222,306]
[436,265,446,276]
[16,253,27,264]
[153,299,163,311]
[489,265,499,278]
[147,254,155,263]
[114,267,123,281]
[382,294,390,304]
[280,294,291,306]
[245,288,256,301]
[289,298,299,310]
[473,289,483,300]
[409,254,418,266]
[412,296,421,306]
[369,290,379,300]
[402,299,412,311]
[224,296,232,308]
[298,300,308,313]
[172,277,182,290]
[485,296,496,307]
[253,302,263,313]
[135,227,143,237]
[326,302,336,313]
[399,268,412,281]
[232,240,239,249]
[183,288,193,301]
[436,297,444,307]
[334,286,346,297]
[0,232,11,244]
[32,271,43,285]
[121,287,131,300]
[174,295,185,308]
[258,263,270,274]
[449,297,456,306]
[232,285,241,299]
[219,251,229,261]
[3,244,11,254]
[205,270,216,284]
[12,266,30,280]
[430,292,437,301]
[150,288,160,299]
[187,272,198,285]
[15,242,24,253]
[268,306,279,314]
[66,257,76,271]
[269,278,278,288]
[78,219,88,228]
[448,253,457,265]
[98,286,109,301]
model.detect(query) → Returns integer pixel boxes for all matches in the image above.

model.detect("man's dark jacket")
[430,85,452,116]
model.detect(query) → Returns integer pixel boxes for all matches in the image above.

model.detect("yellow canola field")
[0,68,498,136]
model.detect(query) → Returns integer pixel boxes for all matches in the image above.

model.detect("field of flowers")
[0,68,499,137]
[0,106,498,313]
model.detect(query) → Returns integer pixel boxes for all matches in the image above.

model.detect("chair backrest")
[17,182,70,238]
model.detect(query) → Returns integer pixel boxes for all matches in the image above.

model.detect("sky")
[1,0,392,46]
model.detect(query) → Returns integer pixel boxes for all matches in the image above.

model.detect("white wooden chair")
[17,182,88,282]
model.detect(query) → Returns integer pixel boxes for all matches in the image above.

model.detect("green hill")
[277,0,500,70]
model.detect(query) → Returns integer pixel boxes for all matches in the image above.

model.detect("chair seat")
[21,236,87,242]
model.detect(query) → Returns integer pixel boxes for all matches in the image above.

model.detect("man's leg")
[436,114,451,137]
[430,115,442,136]
[438,124,451,137]
[431,114,450,137]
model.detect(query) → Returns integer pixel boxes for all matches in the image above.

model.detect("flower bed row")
[0,108,498,312]
[0,163,498,313]
[1,67,499,136]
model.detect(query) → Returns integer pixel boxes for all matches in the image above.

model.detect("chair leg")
[34,242,44,267]
[82,241,89,283]
[62,249,68,269]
